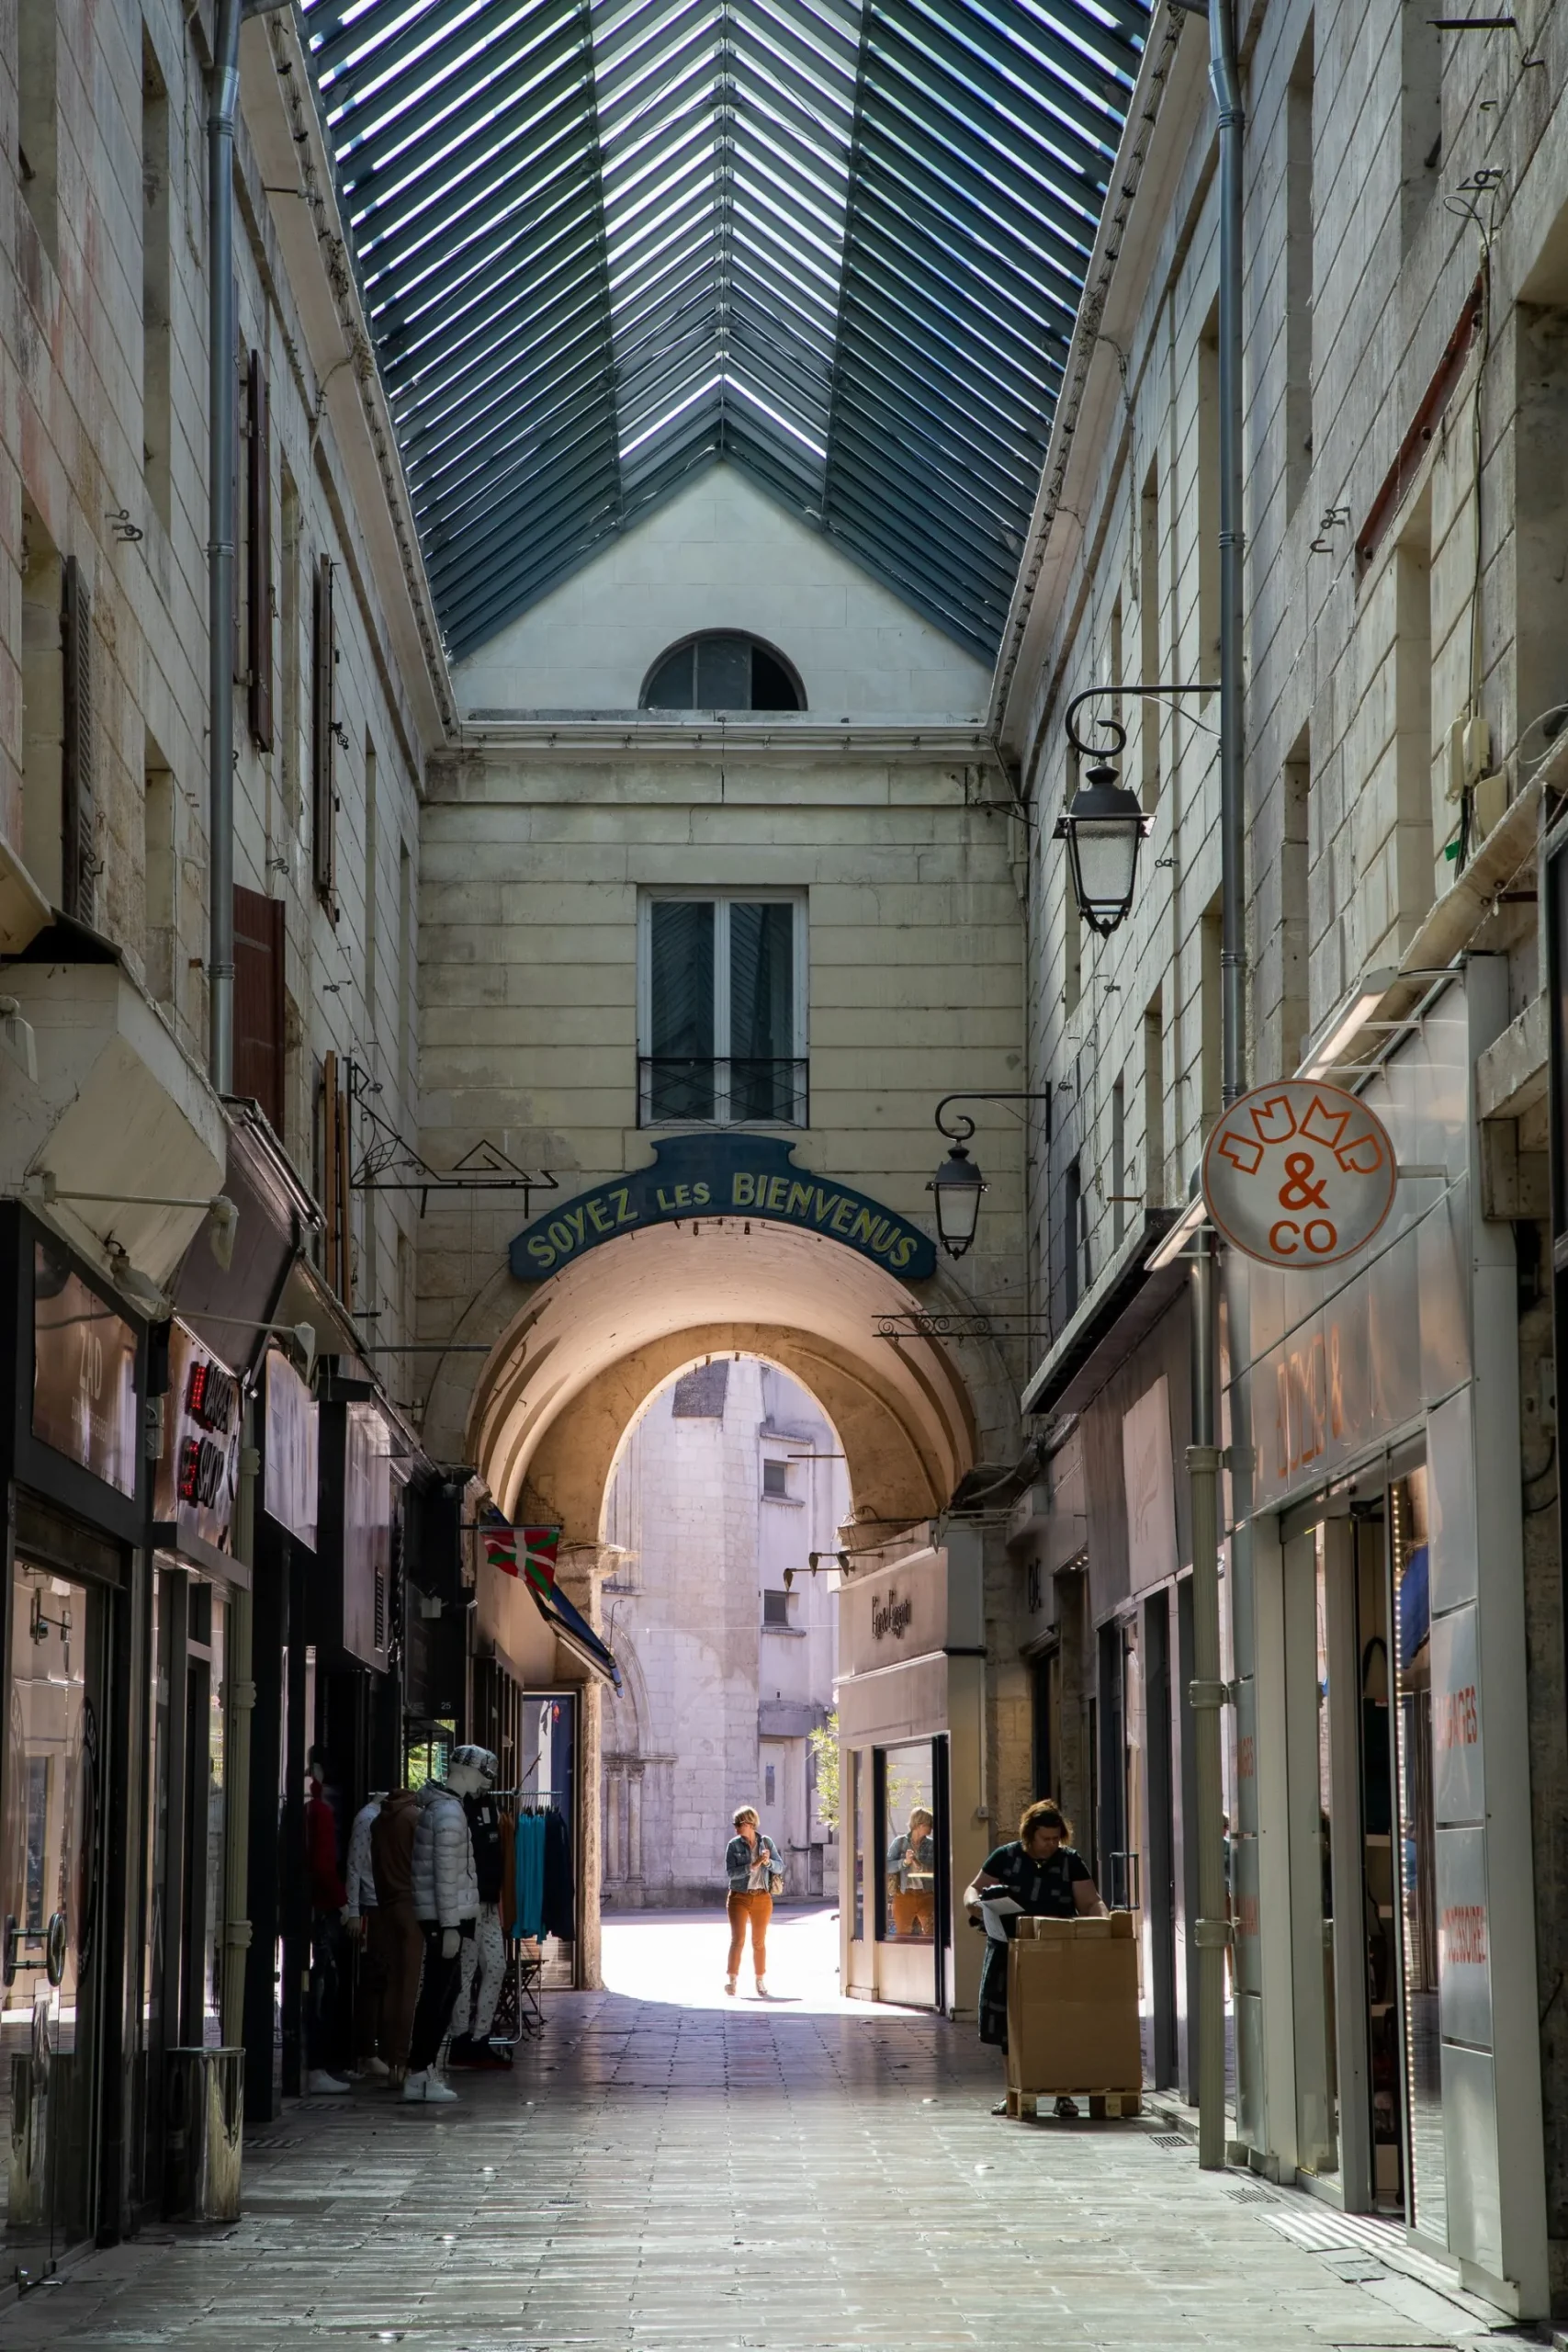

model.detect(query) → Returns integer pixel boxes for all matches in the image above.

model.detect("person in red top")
[305,1764,350,2094]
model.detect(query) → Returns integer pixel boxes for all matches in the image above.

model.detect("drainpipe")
[1188,0,1247,2175]
[220,1401,257,2045]
[207,0,243,1096]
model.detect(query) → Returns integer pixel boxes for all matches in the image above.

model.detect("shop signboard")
[1122,1374,1179,1593]
[154,1321,241,1557]
[343,1404,392,1669]
[264,1347,318,1548]
[31,1240,140,1497]
[840,1549,946,1678]
[1203,1080,1397,1268]
[1436,1823,1493,2051]
[510,1132,936,1281]
[1430,1602,1484,1826]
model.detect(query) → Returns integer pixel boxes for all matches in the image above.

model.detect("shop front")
[836,1530,986,2017]
[1019,1250,1214,2110]
[140,1319,243,2203]
[1228,958,1548,2315]
[243,1344,319,2120]
[0,1206,149,2275]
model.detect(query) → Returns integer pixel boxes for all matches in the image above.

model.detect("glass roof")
[304,0,1147,662]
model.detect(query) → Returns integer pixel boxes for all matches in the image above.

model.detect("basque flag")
[483,1522,560,1596]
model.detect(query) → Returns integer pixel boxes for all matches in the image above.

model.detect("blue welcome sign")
[510,1133,937,1283]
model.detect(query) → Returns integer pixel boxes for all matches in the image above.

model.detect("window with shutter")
[311,554,337,912]
[233,886,286,1133]
[61,556,96,924]
[247,351,274,749]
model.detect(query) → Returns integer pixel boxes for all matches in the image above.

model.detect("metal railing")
[637,1057,808,1128]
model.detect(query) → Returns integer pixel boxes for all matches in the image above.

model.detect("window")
[143,734,175,1004]
[18,2,58,265]
[247,352,274,747]
[639,889,807,1125]
[312,554,337,914]
[1285,24,1314,516]
[761,1459,791,1498]
[141,33,171,528]
[762,1589,791,1628]
[641,634,804,711]
[234,888,285,1134]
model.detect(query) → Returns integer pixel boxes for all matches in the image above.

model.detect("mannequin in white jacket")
[402,1746,496,2103]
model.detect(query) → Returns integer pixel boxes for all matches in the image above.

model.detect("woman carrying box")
[964,1798,1106,2117]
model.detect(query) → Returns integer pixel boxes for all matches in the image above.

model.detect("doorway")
[0,1561,109,2275]
[1283,1460,1438,2231]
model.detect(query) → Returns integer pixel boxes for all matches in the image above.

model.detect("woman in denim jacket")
[723,1805,784,1996]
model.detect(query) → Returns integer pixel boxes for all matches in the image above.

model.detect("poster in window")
[31,1242,140,1496]
[264,1346,317,1548]
[1122,1374,1179,1593]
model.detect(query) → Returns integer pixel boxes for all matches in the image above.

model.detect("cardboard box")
[1006,1912,1141,2093]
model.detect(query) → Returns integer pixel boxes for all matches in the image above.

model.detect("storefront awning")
[525,1575,622,1692]
[1021,1207,1182,1421]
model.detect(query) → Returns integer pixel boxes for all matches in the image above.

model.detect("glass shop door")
[0,1561,109,2280]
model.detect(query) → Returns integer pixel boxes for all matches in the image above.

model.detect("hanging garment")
[542,1806,575,1942]
[344,1797,382,1919]
[411,1782,479,1927]
[514,1812,547,1942]
[455,1904,507,2042]
[464,1792,507,1905]
[499,1810,517,1939]
[372,1789,419,1905]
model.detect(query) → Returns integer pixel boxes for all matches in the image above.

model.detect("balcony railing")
[638,1057,808,1128]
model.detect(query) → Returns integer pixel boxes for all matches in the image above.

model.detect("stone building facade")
[998,0,1568,2316]
[598,1356,846,1909]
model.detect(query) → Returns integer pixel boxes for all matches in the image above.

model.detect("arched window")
[640,633,804,712]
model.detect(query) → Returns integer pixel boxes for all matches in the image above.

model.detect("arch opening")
[596,1352,850,1911]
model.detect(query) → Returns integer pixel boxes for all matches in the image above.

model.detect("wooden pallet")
[1005,2087,1143,2120]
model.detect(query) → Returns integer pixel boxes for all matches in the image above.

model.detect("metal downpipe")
[1192,0,1247,2173]
[1211,0,1247,1108]
[220,1407,257,2045]
[208,0,242,1096]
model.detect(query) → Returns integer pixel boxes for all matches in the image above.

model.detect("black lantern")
[1054,759,1151,937]
[929,1141,986,1259]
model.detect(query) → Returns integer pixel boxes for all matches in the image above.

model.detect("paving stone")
[0,1917,1519,2352]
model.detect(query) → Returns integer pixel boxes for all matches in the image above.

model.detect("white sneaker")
[401,2069,457,2104]
[724,1975,738,1996]
[306,2069,351,2095]
[755,1977,769,1997]
[361,2056,391,2080]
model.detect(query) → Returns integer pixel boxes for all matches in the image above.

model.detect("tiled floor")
[0,1910,1529,2352]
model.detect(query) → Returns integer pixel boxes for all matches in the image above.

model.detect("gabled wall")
[453,465,992,722]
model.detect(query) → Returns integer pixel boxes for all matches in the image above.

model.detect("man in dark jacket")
[305,1768,350,2094]
[370,1788,422,2084]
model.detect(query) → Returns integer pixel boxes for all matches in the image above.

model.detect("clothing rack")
[491,1941,544,2044]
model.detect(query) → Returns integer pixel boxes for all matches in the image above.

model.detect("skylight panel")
[304,0,1149,659]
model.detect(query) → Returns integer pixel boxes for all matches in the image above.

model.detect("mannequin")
[402,1745,496,2103]
[344,1790,390,2078]
[449,1783,509,2069]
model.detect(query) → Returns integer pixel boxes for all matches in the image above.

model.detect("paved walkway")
[0,1911,1531,2352]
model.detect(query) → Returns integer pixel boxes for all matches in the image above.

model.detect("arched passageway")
[421,1214,1014,1996]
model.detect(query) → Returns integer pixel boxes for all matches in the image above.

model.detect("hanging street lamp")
[1055,684,1216,937]
[930,1139,986,1258]
[928,1095,1053,1261]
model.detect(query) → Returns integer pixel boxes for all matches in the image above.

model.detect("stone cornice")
[457,715,999,761]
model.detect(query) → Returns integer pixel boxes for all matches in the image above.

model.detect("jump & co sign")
[1201,1080,1397,1269]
